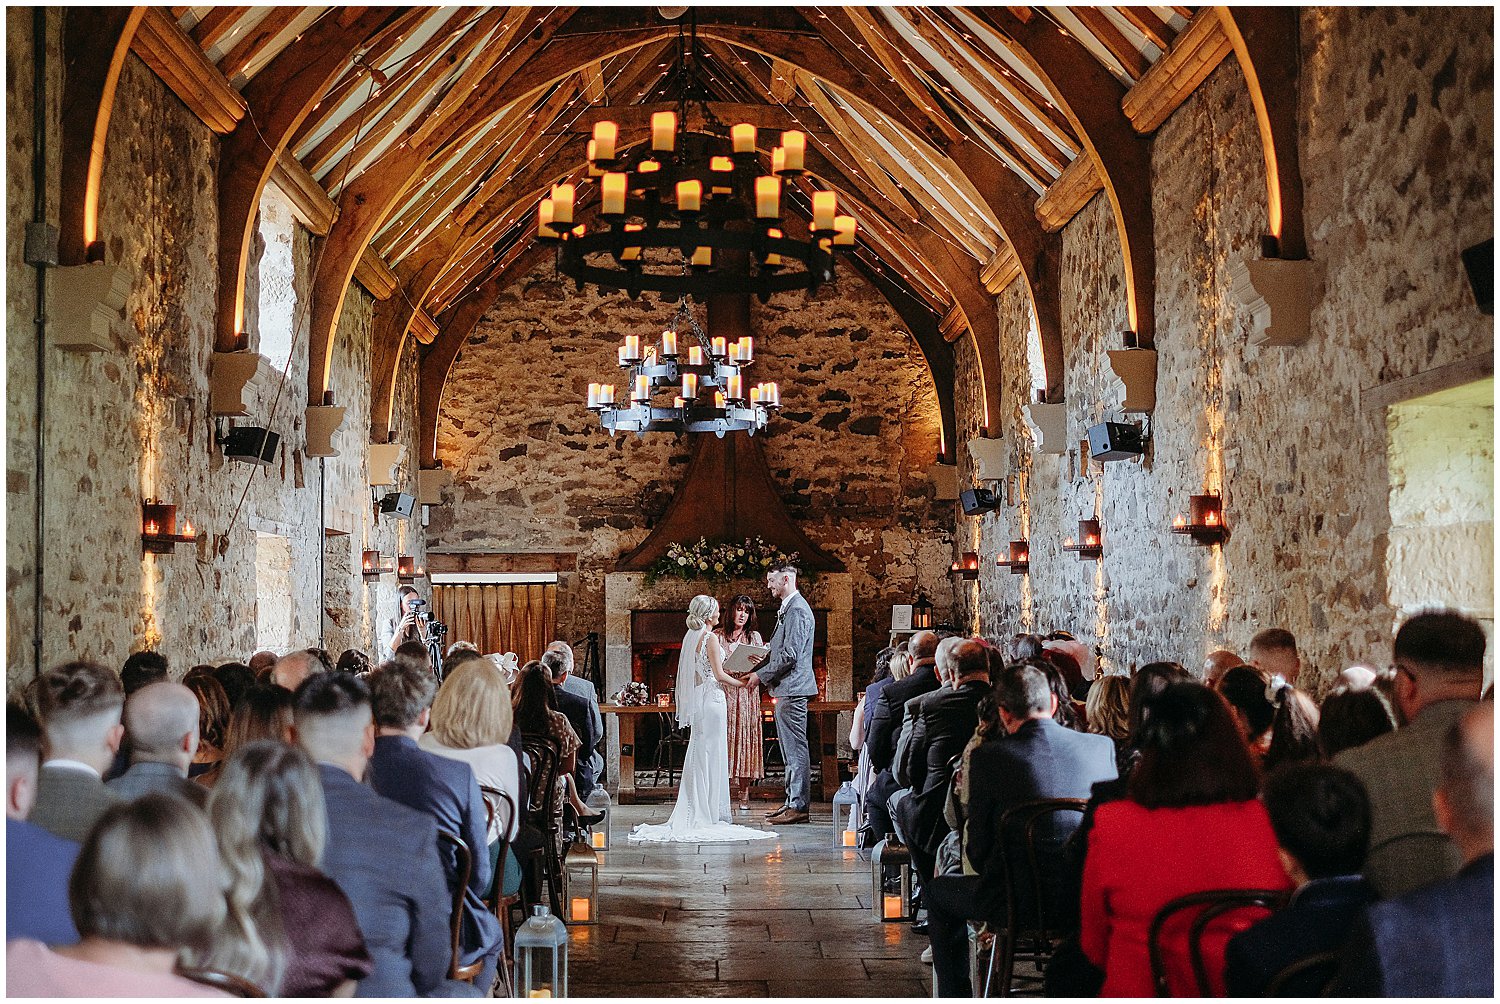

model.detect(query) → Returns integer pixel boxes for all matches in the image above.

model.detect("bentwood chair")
[481,784,520,998]
[1147,888,1289,996]
[520,735,567,918]
[435,829,487,984]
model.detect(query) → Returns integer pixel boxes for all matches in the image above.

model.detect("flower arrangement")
[610,681,650,706]
[648,536,802,584]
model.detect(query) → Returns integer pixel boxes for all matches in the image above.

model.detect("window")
[255,182,297,373]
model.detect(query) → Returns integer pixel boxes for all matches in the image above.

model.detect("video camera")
[410,599,448,638]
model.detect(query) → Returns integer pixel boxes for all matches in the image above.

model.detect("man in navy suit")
[1224,763,1376,996]
[1334,701,1494,997]
[294,673,475,998]
[6,704,79,946]
[542,648,600,799]
[926,661,1117,996]
[367,660,503,994]
[862,630,941,843]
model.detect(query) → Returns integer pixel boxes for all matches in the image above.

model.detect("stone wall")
[955,8,1494,689]
[428,262,957,680]
[3,20,423,692]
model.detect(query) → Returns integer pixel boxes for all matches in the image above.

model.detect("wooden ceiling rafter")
[130,5,247,133]
[1117,7,1178,53]
[187,6,251,51]
[1069,7,1151,81]
[404,7,533,147]
[216,5,304,84]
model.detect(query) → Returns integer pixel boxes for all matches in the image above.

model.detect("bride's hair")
[685,595,718,631]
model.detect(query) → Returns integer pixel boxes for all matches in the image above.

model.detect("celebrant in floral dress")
[717,594,765,810]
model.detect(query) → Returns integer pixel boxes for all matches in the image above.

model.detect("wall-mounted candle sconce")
[1171,494,1228,545]
[949,552,980,580]
[1063,519,1103,560]
[396,556,426,582]
[142,500,198,555]
[361,550,394,579]
[995,539,1030,574]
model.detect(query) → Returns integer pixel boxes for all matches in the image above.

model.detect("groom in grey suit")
[752,565,819,824]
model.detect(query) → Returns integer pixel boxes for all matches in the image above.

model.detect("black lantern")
[911,592,934,631]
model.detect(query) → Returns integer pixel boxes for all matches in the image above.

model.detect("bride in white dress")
[629,595,776,843]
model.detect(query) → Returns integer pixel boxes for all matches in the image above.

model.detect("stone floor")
[565,801,933,998]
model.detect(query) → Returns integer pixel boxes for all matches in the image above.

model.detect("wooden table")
[602,700,856,804]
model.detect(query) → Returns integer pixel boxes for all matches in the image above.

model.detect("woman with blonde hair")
[630,595,775,843]
[205,741,370,996]
[1086,674,1132,774]
[419,658,526,840]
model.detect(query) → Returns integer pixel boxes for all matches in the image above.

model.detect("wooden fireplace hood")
[615,294,844,573]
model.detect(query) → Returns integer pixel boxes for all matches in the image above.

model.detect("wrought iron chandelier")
[536,14,857,303]
[585,300,780,437]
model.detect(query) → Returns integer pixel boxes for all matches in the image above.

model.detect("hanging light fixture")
[587,300,779,437]
[541,13,856,303]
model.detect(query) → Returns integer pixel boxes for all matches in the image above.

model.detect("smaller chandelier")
[586,301,780,438]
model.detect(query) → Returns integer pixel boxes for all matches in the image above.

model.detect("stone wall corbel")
[967,437,1009,482]
[304,405,346,458]
[209,352,259,415]
[49,263,132,351]
[1021,401,1069,454]
[1228,256,1325,346]
[1106,349,1158,413]
[418,467,454,506]
[367,442,406,486]
[926,462,959,501]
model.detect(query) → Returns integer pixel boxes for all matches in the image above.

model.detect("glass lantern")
[584,787,611,850]
[564,843,600,926]
[831,780,860,848]
[514,904,569,997]
[870,834,914,922]
[911,592,934,631]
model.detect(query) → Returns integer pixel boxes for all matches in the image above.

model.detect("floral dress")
[718,630,765,781]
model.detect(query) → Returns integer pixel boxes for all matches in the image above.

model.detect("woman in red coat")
[1081,681,1291,997]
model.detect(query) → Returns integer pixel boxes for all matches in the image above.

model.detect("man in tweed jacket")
[752,565,819,824]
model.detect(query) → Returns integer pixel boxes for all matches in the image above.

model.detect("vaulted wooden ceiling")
[66,7,1300,459]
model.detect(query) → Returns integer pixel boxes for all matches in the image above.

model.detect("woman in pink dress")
[717,594,765,811]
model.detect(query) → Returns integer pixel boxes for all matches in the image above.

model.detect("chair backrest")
[521,736,561,819]
[996,798,1088,935]
[481,783,519,845]
[176,968,268,998]
[435,829,474,977]
[1147,889,1289,996]
[1264,949,1341,997]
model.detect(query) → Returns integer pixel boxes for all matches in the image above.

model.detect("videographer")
[387,585,431,657]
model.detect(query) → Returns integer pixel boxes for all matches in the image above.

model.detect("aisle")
[566,802,931,998]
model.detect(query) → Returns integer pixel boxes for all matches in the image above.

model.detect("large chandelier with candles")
[585,300,780,437]
[536,18,857,303]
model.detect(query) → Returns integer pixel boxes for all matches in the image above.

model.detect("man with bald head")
[272,649,323,692]
[105,682,206,807]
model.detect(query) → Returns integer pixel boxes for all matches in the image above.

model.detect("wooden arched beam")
[1217,7,1306,259]
[416,241,554,466]
[58,7,145,265]
[972,9,1158,348]
[213,8,406,351]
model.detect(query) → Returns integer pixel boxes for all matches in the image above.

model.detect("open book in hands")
[722,643,771,677]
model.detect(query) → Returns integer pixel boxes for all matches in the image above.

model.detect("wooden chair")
[481,784,520,998]
[652,710,691,786]
[1264,949,1341,997]
[979,798,1088,996]
[435,829,486,984]
[1147,889,1289,996]
[520,735,567,918]
[176,969,267,997]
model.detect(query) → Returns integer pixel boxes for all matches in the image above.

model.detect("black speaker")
[1463,238,1492,315]
[959,487,998,516]
[379,492,416,518]
[222,426,280,466]
[1087,422,1145,461]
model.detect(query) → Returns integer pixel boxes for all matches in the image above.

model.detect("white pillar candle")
[624,334,640,360]
[592,121,617,161]
[537,198,558,237]
[756,176,780,218]
[834,215,857,245]
[771,147,785,175]
[687,346,704,366]
[812,190,837,231]
[601,172,627,215]
[661,330,677,356]
[691,246,712,267]
[714,391,726,410]
[727,375,743,400]
[651,110,677,151]
[622,222,642,260]
[738,336,754,362]
[682,372,698,399]
[599,384,615,405]
[711,336,727,358]
[617,346,629,367]
[750,385,762,404]
[781,130,805,171]
[552,183,575,224]
[732,123,756,153]
[633,374,650,400]
[637,159,660,174]
[587,383,600,408]
[672,395,684,409]
[676,180,702,213]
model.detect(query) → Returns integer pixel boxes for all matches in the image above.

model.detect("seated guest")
[272,650,322,693]
[1317,683,1396,758]
[247,650,278,679]
[1216,664,1276,763]
[183,672,231,784]
[1249,628,1302,686]
[864,630,941,843]
[6,793,227,997]
[1333,609,1484,897]
[106,682,207,806]
[207,740,371,996]
[1084,674,1131,774]
[545,641,605,797]
[1037,651,1084,729]
[444,648,528,797]
[1224,764,1375,996]
[1262,681,1321,774]
[851,648,902,832]
[222,683,296,761]
[213,661,257,710]
[7,704,80,946]
[30,661,125,843]
[927,661,1118,996]
[1202,649,1241,685]
[306,647,336,673]
[120,650,169,695]
[512,661,603,824]
[336,648,371,676]
[1081,682,1291,997]
[293,673,458,997]
[414,659,526,843]
[1335,702,1494,996]
[371,660,504,990]
[541,648,601,799]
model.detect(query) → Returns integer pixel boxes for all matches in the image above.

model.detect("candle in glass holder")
[732,122,756,153]
[527,990,552,999]
[812,190,837,231]
[727,375,743,400]
[1173,514,1187,528]
[781,130,805,171]
[756,176,781,218]
[592,120,617,160]
[681,373,698,400]
[687,346,704,366]
[711,336,727,358]
[883,894,903,919]
[591,830,606,849]
[676,180,702,213]
[1086,534,1099,546]
[656,693,671,708]
[1065,537,1076,548]
[182,519,193,537]
[1205,509,1219,526]
[570,897,591,923]
[601,172,627,215]
[661,330,677,356]
[145,520,159,536]
[842,829,857,847]
[651,110,677,151]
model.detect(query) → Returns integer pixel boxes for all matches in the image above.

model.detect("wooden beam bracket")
[131,6,246,133]
[1122,10,1232,134]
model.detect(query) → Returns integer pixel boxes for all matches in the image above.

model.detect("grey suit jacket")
[894,684,947,789]
[105,761,208,808]
[31,764,123,844]
[755,591,819,698]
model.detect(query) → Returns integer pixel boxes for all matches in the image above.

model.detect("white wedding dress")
[629,627,775,843]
